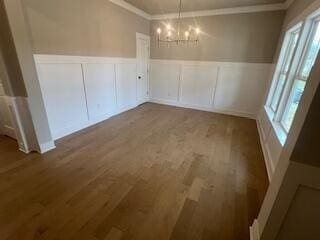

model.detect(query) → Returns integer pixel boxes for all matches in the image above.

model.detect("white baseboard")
[53,104,138,140]
[19,147,30,154]
[250,219,260,240]
[150,98,256,119]
[39,141,56,154]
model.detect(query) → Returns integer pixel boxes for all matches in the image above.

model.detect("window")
[281,19,320,131]
[270,28,301,112]
[266,11,320,144]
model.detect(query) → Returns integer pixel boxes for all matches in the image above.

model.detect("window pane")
[282,31,300,73]
[271,73,286,111]
[281,80,306,131]
[300,21,320,79]
[281,21,320,132]
[270,29,300,112]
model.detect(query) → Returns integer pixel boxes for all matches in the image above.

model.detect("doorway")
[0,83,16,140]
[136,33,150,105]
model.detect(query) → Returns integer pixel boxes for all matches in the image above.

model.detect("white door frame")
[136,32,150,105]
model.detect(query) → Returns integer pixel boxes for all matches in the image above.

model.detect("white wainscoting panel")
[267,130,282,168]
[180,65,218,107]
[150,63,180,102]
[83,63,117,121]
[35,55,138,140]
[214,65,269,117]
[35,54,273,159]
[258,108,272,142]
[116,63,137,111]
[257,107,283,180]
[150,60,271,119]
[37,63,88,139]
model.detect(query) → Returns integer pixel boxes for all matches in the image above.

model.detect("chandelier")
[156,0,200,46]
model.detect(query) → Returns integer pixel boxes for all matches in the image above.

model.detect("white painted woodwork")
[37,63,88,139]
[35,55,139,140]
[0,80,43,152]
[83,63,117,120]
[214,65,269,116]
[116,63,137,111]
[180,65,218,107]
[257,107,283,180]
[150,63,181,102]
[150,60,271,119]
[109,0,294,21]
[136,33,150,105]
[35,55,272,143]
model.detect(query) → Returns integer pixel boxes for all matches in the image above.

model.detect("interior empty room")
[0,0,319,239]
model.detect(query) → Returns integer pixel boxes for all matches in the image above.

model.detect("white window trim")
[265,9,320,145]
[266,23,302,114]
[277,15,320,132]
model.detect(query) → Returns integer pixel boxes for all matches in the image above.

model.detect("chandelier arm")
[177,0,182,40]
[156,0,200,47]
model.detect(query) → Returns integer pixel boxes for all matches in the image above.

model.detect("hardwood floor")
[0,103,269,240]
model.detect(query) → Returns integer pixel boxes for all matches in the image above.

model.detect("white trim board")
[34,54,140,141]
[151,59,271,68]
[34,54,137,64]
[109,0,151,20]
[109,0,294,20]
[150,59,272,120]
[257,118,274,181]
[39,141,56,154]
[150,99,257,119]
[250,219,260,240]
[151,4,286,20]
[136,32,151,105]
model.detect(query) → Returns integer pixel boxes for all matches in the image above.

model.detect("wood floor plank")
[0,103,268,240]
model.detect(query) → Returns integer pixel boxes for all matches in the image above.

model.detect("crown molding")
[109,0,151,20]
[151,3,287,20]
[284,0,295,9]
[110,0,294,21]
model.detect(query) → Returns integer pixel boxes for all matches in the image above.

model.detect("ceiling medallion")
[156,0,200,47]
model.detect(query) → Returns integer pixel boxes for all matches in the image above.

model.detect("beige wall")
[284,0,317,26]
[22,0,150,58]
[0,0,27,97]
[22,0,285,63]
[151,11,285,63]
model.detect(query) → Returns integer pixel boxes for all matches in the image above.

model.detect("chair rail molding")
[109,0,294,20]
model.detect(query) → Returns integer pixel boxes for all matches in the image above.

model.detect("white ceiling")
[124,0,287,15]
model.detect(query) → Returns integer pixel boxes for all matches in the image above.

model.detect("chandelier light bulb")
[155,0,200,46]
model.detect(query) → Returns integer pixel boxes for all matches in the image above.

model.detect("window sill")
[264,106,287,146]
